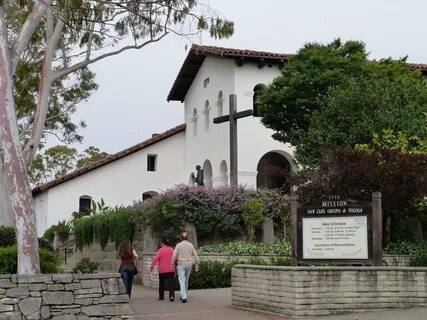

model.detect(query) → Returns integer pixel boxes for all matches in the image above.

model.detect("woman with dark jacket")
[117,240,139,297]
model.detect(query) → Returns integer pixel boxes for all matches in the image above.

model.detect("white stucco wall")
[183,57,294,189]
[234,62,295,188]
[34,132,185,236]
[183,56,235,185]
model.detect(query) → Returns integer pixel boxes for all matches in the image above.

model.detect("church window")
[253,84,267,117]
[79,195,92,214]
[147,154,157,171]
[204,100,210,130]
[192,108,198,137]
[217,91,223,116]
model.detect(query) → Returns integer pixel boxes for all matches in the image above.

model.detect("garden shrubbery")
[72,258,101,274]
[135,185,290,244]
[43,220,73,242]
[71,186,290,250]
[199,240,292,256]
[73,206,136,250]
[0,226,16,247]
[0,245,61,274]
[383,241,427,256]
[180,257,292,290]
[0,226,60,274]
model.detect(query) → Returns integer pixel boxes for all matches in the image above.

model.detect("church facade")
[32,45,299,235]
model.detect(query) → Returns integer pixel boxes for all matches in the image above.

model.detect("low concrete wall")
[232,265,427,317]
[0,273,133,320]
[141,253,289,288]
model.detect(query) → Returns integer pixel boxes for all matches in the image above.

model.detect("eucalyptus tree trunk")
[0,177,13,226]
[0,7,40,274]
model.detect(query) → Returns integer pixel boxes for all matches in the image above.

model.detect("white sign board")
[302,216,368,259]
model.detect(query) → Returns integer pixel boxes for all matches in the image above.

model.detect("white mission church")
[31,45,305,235]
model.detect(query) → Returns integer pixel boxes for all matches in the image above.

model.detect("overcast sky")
[67,0,427,154]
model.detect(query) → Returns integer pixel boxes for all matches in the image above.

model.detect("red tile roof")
[167,44,427,102]
[32,124,186,195]
[167,45,289,102]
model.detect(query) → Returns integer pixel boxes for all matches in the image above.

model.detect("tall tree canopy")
[260,39,427,165]
[29,145,109,185]
[0,0,233,274]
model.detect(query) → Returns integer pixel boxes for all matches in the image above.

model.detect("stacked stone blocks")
[0,273,133,320]
[232,265,427,317]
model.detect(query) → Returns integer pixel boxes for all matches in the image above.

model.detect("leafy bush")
[410,254,427,267]
[242,198,264,242]
[72,258,101,274]
[199,240,292,256]
[383,241,427,256]
[40,249,63,273]
[1,226,53,251]
[136,185,290,243]
[0,245,61,274]
[0,226,15,247]
[74,206,135,250]
[175,257,292,290]
[38,237,54,251]
[43,220,73,242]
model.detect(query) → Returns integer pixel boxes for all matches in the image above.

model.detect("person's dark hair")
[161,238,170,246]
[181,232,188,240]
[117,240,132,258]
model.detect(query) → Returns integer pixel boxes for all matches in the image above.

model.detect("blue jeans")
[177,262,192,300]
[120,266,136,297]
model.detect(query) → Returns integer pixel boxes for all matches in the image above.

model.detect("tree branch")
[23,18,64,166]
[52,32,168,81]
[11,0,54,74]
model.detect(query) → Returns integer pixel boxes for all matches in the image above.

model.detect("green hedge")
[0,226,53,251]
[410,254,427,267]
[171,257,292,290]
[0,245,62,274]
[0,226,16,247]
[199,240,292,256]
[383,241,427,256]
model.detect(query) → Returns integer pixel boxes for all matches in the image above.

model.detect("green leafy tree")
[242,198,264,242]
[76,146,109,169]
[29,145,109,185]
[0,0,233,274]
[260,39,427,165]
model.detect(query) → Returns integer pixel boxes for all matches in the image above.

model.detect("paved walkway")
[130,285,427,320]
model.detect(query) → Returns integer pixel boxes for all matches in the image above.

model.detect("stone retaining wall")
[0,273,133,320]
[232,265,427,317]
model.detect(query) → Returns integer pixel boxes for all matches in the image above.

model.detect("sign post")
[294,193,382,266]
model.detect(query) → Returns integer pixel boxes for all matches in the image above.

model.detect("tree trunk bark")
[0,175,13,226]
[0,11,40,274]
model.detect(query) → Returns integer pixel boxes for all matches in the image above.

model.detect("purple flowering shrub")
[135,185,290,243]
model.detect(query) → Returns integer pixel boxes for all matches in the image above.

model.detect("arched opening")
[219,160,228,186]
[217,91,223,117]
[253,84,267,117]
[142,191,158,201]
[256,151,291,193]
[79,195,92,214]
[202,160,213,188]
[204,100,210,130]
[192,108,198,137]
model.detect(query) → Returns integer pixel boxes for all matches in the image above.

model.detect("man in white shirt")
[171,232,200,303]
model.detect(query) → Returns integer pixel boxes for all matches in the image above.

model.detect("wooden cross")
[213,94,253,185]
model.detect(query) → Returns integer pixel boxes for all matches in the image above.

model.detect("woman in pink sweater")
[150,239,175,301]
